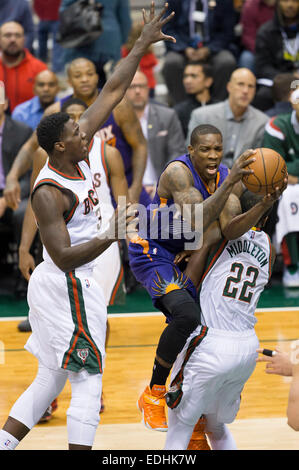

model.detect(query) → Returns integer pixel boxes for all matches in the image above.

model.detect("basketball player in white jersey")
[164,190,276,450]
[17,99,129,419]
[19,98,127,308]
[0,3,176,451]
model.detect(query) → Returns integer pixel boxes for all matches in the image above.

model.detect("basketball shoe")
[38,399,58,423]
[187,416,211,450]
[137,385,168,431]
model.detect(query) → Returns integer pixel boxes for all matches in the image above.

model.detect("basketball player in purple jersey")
[129,124,283,433]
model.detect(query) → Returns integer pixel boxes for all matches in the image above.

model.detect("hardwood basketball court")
[1,308,299,450]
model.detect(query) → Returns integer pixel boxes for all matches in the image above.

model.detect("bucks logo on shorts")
[76,348,89,364]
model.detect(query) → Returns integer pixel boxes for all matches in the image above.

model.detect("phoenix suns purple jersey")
[137,154,229,254]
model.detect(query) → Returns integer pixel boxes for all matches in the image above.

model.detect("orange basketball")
[242,148,288,195]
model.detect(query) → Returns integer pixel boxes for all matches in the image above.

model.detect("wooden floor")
[1,308,299,450]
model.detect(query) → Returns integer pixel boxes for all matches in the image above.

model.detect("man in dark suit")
[125,70,186,199]
[0,94,33,295]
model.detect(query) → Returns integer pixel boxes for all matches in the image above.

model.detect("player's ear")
[188,144,194,155]
[54,141,65,152]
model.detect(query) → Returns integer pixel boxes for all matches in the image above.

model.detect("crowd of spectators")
[1,0,299,302]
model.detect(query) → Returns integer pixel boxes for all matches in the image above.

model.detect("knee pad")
[158,289,201,336]
[67,371,102,447]
[156,290,201,364]
[67,371,102,428]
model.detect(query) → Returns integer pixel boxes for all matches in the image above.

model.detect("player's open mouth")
[206,164,218,175]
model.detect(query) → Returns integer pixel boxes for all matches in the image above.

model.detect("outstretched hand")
[256,347,293,377]
[140,2,176,46]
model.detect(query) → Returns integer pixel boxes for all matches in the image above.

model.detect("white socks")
[0,430,19,450]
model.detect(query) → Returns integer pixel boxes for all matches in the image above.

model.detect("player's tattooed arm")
[159,161,252,232]
[159,162,204,231]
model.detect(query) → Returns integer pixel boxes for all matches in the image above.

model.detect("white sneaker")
[283,268,299,288]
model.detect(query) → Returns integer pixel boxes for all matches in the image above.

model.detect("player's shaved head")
[190,124,222,147]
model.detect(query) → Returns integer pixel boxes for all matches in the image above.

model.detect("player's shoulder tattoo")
[164,161,193,191]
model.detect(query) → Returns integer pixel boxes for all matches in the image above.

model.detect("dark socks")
[150,359,171,389]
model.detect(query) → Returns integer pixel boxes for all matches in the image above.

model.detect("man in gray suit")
[126,70,186,198]
[187,68,269,169]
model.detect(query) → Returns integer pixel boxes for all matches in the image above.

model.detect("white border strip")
[0,306,298,322]
[255,306,299,312]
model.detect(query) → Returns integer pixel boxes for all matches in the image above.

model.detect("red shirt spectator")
[0,49,48,111]
[122,45,158,90]
[33,0,61,21]
[0,21,47,111]
[241,0,275,52]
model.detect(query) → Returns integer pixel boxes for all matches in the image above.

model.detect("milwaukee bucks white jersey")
[88,136,114,235]
[199,229,273,331]
[32,158,99,272]
[88,136,125,306]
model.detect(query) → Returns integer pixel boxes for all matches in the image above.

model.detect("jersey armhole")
[31,179,79,224]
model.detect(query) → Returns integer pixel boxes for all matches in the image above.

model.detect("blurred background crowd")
[0,0,299,307]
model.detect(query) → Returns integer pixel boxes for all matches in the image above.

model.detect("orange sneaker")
[137,385,168,431]
[187,416,211,450]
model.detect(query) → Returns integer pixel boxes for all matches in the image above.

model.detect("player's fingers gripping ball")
[242,148,288,196]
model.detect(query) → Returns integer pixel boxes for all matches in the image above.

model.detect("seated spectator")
[61,97,88,120]
[0,90,33,297]
[254,0,299,111]
[0,0,35,52]
[174,61,215,138]
[263,87,299,287]
[125,70,186,199]
[12,70,59,130]
[60,0,131,88]
[265,72,295,117]
[122,21,158,98]
[0,22,48,112]
[239,0,275,73]
[161,0,239,106]
[33,0,65,74]
[187,67,269,168]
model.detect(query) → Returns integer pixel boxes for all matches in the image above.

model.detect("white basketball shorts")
[169,326,259,426]
[25,261,107,374]
[93,241,124,306]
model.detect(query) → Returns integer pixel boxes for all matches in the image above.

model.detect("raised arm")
[219,182,288,240]
[78,2,176,143]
